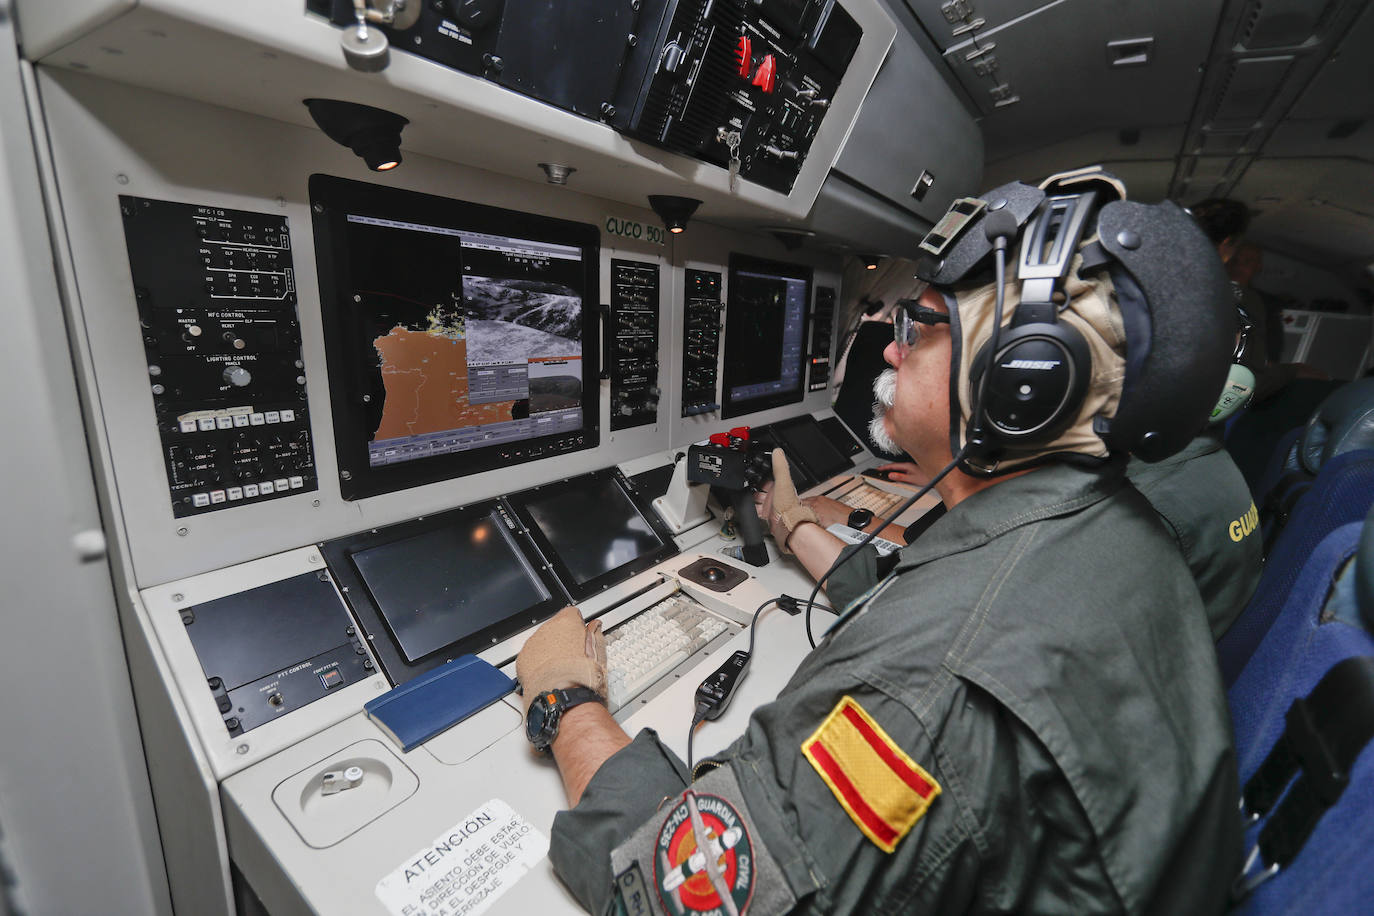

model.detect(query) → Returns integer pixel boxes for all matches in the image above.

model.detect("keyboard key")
[604,595,732,712]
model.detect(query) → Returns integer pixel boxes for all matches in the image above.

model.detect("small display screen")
[523,477,665,585]
[351,512,552,663]
[508,470,677,599]
[722,254,812,419]
[775,416,852,481]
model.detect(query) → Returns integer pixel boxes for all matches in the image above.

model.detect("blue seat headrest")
[1358,504,1374,633]
[1301,379,1374,475]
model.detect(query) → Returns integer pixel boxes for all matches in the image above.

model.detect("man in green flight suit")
[515,169,1243,914]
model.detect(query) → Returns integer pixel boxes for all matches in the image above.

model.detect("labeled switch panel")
[609,259,662,430]
[809,284,836,391]
[120,197,317,517]
[181,570,373,737]
[682,269,723,416]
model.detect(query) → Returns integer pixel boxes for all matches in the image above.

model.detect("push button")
[319,669,345,690]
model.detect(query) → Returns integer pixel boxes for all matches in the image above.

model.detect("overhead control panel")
[119,197,318,518]
[305,0,860,194]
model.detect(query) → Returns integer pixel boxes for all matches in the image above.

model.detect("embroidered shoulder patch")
[801,696,940,853]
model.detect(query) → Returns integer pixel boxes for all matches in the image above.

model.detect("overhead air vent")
[1210,56,1295,127]
[1236,0,1336,50]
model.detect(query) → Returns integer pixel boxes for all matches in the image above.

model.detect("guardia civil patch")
[652,791,754,915]
[802,695,941,852]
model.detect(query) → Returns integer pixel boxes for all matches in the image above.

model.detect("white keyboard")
[839,481,907,516]
[605,594,732,712]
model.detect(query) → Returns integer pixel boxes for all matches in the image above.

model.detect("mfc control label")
[375,799,548,916]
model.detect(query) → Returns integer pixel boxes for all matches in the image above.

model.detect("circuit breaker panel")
[120,197,318,517]
[608,259,662,430]
[682,268,724,416]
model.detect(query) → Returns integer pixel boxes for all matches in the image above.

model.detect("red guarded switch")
[729,426,751,441]
[709,432,733,447]
[736,36,753,78]
[752,53,777,93]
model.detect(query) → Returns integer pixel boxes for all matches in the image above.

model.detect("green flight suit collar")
[893,458,1129,572]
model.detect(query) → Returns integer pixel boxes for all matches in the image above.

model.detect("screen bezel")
[771,414,854,482]
[721,253,814,419]
[504,467,680,601]
[319,500,568,685]
[309,174,601,500]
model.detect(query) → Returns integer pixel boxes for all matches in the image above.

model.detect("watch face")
[526,697,551,743]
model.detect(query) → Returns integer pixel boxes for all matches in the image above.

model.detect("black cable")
[803,447,968,647]
[687,597,778,777]
[802,233,1014,647]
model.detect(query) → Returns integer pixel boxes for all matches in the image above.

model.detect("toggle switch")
[735,36,752,78]
[752,54,777,93]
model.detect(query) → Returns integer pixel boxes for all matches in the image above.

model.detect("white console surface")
[221,536,827,916]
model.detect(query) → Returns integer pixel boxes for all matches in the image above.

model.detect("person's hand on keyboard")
[875,461,928,487]
[515,606,607,713]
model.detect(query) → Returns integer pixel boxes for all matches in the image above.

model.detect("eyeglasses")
[893,298,950,358]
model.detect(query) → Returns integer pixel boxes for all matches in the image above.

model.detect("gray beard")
[869,368,901,455]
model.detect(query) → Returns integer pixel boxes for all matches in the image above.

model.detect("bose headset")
[911,166,1235,473]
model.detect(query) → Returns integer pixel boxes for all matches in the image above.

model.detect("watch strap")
[529,685,606,752]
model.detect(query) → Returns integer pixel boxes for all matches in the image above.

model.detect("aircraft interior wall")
[24,66,848,916]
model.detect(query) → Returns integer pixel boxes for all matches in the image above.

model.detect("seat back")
[1226,519,1374,914]
[1218,449,1374,685]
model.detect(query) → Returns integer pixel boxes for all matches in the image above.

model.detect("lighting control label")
[119,196,318,517]
[375,799,548,916]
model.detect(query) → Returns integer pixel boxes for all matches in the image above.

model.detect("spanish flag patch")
[801,696,941,853]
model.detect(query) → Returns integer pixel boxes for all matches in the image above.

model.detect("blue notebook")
[364,655,516,752]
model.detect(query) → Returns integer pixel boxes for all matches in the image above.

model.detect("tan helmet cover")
[951,247,1128,473]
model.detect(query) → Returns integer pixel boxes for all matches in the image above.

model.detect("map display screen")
[346,216,586,468]
[310,176,600,499]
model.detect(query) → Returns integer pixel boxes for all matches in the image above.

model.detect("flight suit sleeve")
[549,729,689,913]
[549,670,981,914]
[821,543,885,610]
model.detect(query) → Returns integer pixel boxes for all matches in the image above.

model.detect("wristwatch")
[525,686,606,753]
[847,507,875,530]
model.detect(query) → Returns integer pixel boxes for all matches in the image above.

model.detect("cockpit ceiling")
[901,0,1374,280]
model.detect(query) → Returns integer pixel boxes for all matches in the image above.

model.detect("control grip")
[729,489,770,567]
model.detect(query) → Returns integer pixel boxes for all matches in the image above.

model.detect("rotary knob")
[222,365,252,388]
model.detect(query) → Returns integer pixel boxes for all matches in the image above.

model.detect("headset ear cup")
[1209,363,1256,424]
[973,321,1092,449]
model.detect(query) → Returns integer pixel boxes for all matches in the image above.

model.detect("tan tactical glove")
[515,606,607,714]
[767,448,820,554]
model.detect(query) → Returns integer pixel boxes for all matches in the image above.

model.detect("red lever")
[709,432,732,447]
[729,426,751,441]
[735,36,753,78]
[752,53,776,93]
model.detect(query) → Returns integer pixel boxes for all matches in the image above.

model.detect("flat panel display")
[310,175,600,499]
[722,254,812,419]
[320,502,566,683]
[506,469,679,601]
[773,414,853,482]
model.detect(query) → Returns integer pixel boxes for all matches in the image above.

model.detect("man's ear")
[1218,236,1240,264]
